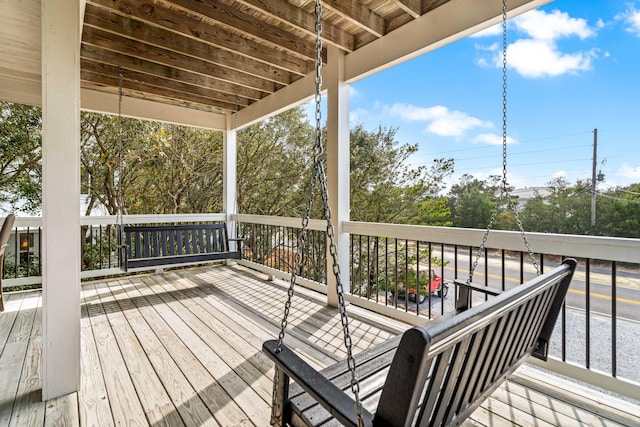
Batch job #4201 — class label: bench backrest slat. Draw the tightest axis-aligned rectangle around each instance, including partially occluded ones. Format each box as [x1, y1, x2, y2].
[121, 223, 240, 271]
[374, 259, 576, 427]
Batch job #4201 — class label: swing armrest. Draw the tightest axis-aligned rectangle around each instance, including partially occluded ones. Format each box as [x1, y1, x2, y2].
[263, 340, 374, 427]
[454, 279, 503, 311]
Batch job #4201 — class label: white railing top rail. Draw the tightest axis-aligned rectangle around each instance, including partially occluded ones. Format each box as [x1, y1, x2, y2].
[2, 213, 227, 228]
[344, 221, 640, 264]
[5, 214, 639, 263]
[233, 213, 326, 231]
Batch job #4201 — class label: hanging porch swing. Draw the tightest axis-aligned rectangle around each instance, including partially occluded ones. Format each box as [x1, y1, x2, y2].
[262, 1, 576, 426]
[113, 70, 241, 273]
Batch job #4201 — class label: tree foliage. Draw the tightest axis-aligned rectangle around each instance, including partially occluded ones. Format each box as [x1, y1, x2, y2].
[349, 124, 453, 224]
[0, 102, 42, 214]
[3, 101, 640, 240]
[236, 108, 313, 216]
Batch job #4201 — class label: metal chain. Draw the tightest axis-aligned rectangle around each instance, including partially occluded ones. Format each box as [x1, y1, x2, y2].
[270, 2, 363, 425]
[116, 68, 125, 255]
[468, 0, 539, 283]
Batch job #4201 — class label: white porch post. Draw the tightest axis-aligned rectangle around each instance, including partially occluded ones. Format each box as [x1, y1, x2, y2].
[223, 115, 238, 250]
[325, 46, 350, 307]
[41, 0, 82, 399]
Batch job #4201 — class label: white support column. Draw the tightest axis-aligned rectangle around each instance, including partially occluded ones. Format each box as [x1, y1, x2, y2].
[41, 0, 81, 400]
[223, 114, 238, 251]
[325, 46, 350, 307]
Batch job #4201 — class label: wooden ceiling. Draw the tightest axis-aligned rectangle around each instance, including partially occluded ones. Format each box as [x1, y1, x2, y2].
[80, 0, 454, 116]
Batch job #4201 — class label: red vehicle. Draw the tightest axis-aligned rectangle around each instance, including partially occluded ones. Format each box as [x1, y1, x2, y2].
[398, 269, 449, 304]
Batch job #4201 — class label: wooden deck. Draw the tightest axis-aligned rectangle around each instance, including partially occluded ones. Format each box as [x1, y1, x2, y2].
[1, 264, 639, 426]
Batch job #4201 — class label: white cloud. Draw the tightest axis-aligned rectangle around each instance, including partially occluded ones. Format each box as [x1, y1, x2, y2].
[618, 163, 640, 179]
[473, 133, 517, 145]
[553, 170, 568, 180]
[505, 39, 597, 77]
[616, 5, 640, 36]
[383, 103, 493, 137]
[513, 9, 595, 41]
[475, 9, 600, 78]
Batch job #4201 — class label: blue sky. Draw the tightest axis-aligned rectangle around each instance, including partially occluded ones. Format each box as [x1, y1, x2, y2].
[344, 0, 640, 191]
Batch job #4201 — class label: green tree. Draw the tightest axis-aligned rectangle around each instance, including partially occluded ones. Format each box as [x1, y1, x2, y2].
[350, 124, 453, 224]
[236, 108, 314, 216]
[81, 112, 153, 215]
[592, 183, 640, 238]
[131, 124, 223, 214]
[448, 175, 499, 228]
[0, 102, 42, 214]
[520, 177, 592, 234]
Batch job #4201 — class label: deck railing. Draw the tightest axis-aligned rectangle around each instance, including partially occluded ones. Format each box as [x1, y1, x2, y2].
[235, 214, 640, 401]
[2, 213, 639, 401]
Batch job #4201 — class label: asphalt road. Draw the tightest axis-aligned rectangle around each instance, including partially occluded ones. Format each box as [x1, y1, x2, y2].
[436, 251, 640, 322]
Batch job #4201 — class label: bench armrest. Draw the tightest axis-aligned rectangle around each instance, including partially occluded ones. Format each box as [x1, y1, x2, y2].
[454, 279, 502, 311]
[263, 340, 374, 427]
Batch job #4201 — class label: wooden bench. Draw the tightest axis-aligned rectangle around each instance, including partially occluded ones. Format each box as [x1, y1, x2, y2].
[263, 258, 577, 426]
[120, 223, 241, 272]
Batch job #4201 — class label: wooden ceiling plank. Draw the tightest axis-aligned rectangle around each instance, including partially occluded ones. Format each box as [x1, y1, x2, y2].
[84, 6, 296, 84]
[81, 69, 235, 112]
[321, 0, 386, 37]
[82, 26, 280, 93]
[82, 58, 252, 107]
[390, 0, 421, 19]
[81, 43, 264, 101]
[232, 0, 355, 52]
[87, 0, 310, 75]
[164, 0, 318, 62]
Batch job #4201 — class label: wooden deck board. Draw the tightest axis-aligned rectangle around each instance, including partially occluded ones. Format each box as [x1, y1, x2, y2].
[0, 292, 39, 426]
[79, 296, 114, 427]
[8, 296, 44, 427]
[119, 276, 251, 426]
[0, 265, 638, 427]
[86, 283, 149, 426]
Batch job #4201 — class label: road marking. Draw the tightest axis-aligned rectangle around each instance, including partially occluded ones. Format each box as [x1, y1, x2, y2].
[566, 288, 640, 306]
[450, 267, 640, 306]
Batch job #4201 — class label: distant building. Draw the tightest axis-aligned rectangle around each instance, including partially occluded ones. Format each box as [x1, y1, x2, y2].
[510, 187, 551, 204]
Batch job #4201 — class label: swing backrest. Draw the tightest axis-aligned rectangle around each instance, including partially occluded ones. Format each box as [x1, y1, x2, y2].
[373, 258, 576, 426]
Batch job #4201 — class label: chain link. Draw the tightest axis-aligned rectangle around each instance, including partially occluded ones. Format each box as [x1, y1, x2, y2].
[116, 68, 126, 256]
[270, 2, 363, 425]
[468, 0, 539, 283]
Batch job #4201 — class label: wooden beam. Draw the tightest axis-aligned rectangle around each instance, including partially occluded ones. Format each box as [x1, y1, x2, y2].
[81, 60, 248, 111]
[84, 6, 297, 83]
[164, 0, 317, 61]
[345, 0, 551, 82]
[87, 0, 311, 75]
[391, 0, 422, 19]
[81, 26, 280, 93]
[321, 0, 386, 38]
[81, 44, 265, 101]
[81, 88, 227, 129]
[232, 0, 355, 52]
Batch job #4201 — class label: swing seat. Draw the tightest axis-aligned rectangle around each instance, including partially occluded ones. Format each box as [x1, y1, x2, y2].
[264, 259, 576, 427]
[120, 223, 241, 272]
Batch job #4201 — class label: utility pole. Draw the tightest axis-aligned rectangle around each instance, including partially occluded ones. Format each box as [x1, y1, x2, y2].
[591, 128, 598, 227]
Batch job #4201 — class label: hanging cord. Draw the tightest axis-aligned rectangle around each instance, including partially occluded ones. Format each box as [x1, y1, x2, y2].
[270, 1, 364, 425]
[468, 0, 539, 283]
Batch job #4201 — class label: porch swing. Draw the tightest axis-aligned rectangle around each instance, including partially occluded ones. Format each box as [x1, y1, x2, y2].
[114, 70, 241, 273]
[262, 1, 576, 426]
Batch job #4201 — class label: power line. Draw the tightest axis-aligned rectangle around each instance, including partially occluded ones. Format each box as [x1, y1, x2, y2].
[595, 191, 640, 204]
[454, 157, 592, 173]
[600, 182, 640, 196]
